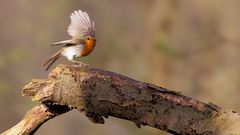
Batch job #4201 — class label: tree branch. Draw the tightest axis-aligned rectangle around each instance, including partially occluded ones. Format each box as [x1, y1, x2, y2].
[2, 104, 70, 135]
[2, 65, 240, 135]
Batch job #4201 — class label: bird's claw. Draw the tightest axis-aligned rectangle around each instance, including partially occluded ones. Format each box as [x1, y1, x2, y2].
[73, 61, 89, 68]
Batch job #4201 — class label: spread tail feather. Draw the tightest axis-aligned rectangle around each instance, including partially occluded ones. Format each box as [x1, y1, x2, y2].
[43, 51, 61, 71]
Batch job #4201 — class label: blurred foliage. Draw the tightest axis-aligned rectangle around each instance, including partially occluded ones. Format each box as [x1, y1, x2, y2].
[154, 34, 173, 57]
[0, 0, 239, 135]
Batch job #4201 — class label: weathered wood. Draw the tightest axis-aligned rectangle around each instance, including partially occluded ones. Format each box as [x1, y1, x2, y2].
[2, 64, 240, 135]
[1, 104, 70, 135]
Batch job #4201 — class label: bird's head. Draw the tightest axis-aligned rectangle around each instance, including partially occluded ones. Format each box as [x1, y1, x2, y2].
[84, 36, 96, 46]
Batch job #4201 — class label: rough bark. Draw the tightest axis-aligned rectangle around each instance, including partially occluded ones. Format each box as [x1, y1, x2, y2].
[2, 64, 240, 135]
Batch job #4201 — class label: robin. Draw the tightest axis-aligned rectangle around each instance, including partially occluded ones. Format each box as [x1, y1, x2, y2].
[43, 10, 96, 70]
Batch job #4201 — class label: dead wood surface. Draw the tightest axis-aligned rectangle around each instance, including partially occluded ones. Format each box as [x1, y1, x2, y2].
[2, 65, 240, 135]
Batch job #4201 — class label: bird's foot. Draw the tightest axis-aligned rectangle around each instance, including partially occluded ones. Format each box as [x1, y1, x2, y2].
[72, 61, 89, 68]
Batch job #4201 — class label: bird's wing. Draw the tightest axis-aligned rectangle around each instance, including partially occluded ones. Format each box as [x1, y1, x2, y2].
[68, 10, 96, 40]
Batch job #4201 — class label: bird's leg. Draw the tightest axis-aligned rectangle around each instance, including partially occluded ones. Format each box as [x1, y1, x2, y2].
[72, 60, 89, 68]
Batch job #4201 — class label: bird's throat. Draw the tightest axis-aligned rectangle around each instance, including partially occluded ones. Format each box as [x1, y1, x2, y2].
[81, 41, 96, 56]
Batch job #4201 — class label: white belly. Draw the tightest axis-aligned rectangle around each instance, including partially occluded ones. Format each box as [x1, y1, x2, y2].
[61, 45, 83, 61]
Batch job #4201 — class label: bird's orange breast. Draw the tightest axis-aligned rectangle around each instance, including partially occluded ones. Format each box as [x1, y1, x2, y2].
[81, 40, 96, 56]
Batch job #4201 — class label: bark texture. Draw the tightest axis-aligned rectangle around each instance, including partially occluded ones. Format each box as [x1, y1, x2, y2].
[2, 64, 240, 135]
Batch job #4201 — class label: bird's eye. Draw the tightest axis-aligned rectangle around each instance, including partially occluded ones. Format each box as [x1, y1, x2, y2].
[87, 38, 90, 40]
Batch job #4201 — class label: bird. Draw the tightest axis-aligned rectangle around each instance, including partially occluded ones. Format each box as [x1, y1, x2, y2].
[43, 10, 96, 71]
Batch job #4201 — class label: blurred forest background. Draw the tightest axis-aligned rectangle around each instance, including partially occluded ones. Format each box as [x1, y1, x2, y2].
[0, 0, 240, 135]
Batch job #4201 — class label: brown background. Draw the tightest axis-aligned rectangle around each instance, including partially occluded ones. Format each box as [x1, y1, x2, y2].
[0, 0, 239, 135]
